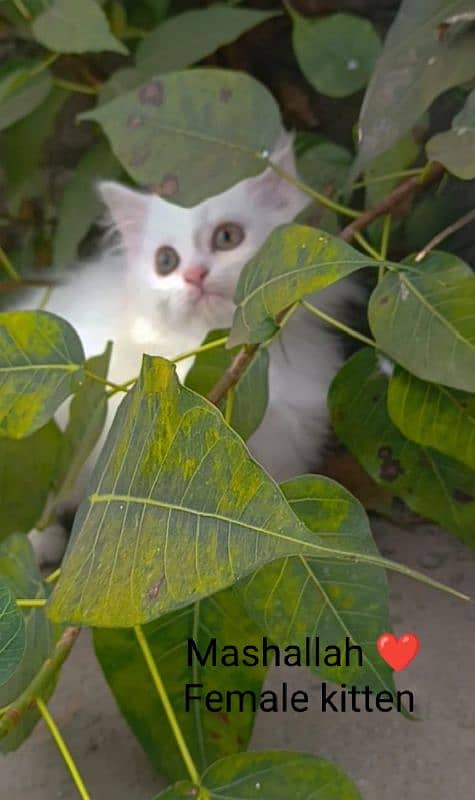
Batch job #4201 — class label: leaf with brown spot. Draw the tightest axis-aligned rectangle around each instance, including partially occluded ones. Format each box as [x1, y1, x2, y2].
[329, 348, 475, 546]
[80, 70, 281, 207]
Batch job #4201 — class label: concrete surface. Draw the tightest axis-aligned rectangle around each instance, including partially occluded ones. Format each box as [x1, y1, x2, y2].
[1, 519, 474, 800]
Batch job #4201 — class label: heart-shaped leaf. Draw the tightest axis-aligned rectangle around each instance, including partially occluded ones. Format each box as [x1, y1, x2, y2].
[48, 356, 453, 627]
[388, 366, 475, 471]
[185, 330, 269, 440]
[0, 311, 85, 438]
[368, 253, 475, 392]
[0, 535, 55, 753]
[0, 63, 52, 132]
[329, 349, 475, 546]
[239, 475, 394, 694]
[426, 90, 475, 180]
[291, 11, 381, 98]
[154, 751, 361, 799]
[0, 584, 25, 689]
[136, 5, 276, 75]
[80, 69, 281, 207]
[353, 0, 475, 175]
[229, 225, 373, 346]
[94, 587, 267, 782]
[32, 0, 128, 54]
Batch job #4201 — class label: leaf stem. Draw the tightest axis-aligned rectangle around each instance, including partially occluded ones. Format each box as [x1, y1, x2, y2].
[267, 161, 361, 219]
[134, 625, 200, 787]
[0, 245, 20, 281]
[378, 213, 391, 282]
[16, 598, 48, 608]
[84, 369, 129, 394]
[36, 697, 91, 800]
[353, 231, 381, 260]
[12, 0, 32, 20]
[352, 168, 425, 189]
[301, 299, 376, 348]
[53, 79, 99, 95]
[45, 567, 62, 585]
[0, 627, 80, 738]
[173, 335, 229, 364]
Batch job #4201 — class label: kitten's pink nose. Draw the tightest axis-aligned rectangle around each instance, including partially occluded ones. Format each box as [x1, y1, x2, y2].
[183, 265, 209, 287]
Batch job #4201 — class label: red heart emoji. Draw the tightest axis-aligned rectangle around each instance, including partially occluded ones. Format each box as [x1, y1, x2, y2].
[377, 633, 420, 672]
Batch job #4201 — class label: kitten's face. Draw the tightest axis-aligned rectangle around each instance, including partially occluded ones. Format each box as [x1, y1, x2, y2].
[100, 133, 306, 330]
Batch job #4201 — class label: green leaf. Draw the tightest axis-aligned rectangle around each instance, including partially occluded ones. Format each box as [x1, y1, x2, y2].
[0, 584, 25, 689]
[0, 62, 52, 132]
[239, 475, 394, 694]
[80, 69, 281, 207]
[56, 344, 112, 501]
[0, 422, 64, 541]
[329, 348, 475, 546]
[94, 587, 267, 782]
[48, 356, 419, 628]
[0, 535, 55, 753]
[387, 366, 475, 472]
[368, 253, 475, 392]
[0, 311, 85, 438]
[53, 141, 122, 267]
[2, 87, 68, 214]
[32, 0, 128, 54]
[296, 135, 352, 194]
[155, 751, 361, 799]
[229, 225, 373, 346]
[426, 90, 475, 179]
[98, 67, 145, 104]
[353, 0, 475, 174]
[185, 330, 269, 440]
[291, 11, 381, 98]
[136, 5, 276, 75]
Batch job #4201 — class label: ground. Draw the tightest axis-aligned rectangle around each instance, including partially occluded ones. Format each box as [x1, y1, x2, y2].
[2, 519, 474, 800]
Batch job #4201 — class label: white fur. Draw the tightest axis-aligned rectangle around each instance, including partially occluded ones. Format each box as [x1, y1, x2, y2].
[14, 132, 360, 563]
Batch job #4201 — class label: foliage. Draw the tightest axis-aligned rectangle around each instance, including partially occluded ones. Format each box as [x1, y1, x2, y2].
[0, 0, 474, 798]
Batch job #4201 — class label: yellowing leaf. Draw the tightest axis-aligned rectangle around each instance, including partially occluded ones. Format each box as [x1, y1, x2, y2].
[0, 311, 85, 439]
[229, 225, 373, 346]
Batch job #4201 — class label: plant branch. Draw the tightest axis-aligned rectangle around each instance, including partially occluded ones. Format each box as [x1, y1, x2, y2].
[340, 162, 445, 242]
[0, 627, 80, 738]
[173, 334, 229, 364]
[0, 278, 58, 293]
[415, 208, 475, 262]
[36, 697, 91, 800]
[207, 344, 259, 406]
[134, 625, 200, 786]
[268, 161, 360, 219]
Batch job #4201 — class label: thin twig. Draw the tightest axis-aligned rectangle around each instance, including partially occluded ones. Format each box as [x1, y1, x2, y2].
[0, 627, 80, 738]
[415, 208, 475, 262]
[207, 345, 259, 406]
[340, 162, 445, 243]
[0, 278, 58, 293]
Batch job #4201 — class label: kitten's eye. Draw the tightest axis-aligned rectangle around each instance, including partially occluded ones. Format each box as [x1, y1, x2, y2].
[155, 245, 180, 275]
[212, 222, 245, 251]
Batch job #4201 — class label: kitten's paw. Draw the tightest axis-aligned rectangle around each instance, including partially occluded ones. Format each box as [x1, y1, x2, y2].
[28, 524, 69, 567]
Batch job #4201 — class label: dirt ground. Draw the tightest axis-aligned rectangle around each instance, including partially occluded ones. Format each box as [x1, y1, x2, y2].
[2, 518, 474, 800]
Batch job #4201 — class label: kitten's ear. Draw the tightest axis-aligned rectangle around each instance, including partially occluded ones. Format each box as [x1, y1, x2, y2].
[250, 130, 304, 211]
[98, 181, 149, 258]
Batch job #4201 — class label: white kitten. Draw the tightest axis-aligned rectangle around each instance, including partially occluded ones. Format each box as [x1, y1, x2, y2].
[17, 131, 360, 563]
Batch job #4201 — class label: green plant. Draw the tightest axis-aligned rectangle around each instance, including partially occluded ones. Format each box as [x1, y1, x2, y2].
[0, 1, 474, 798]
